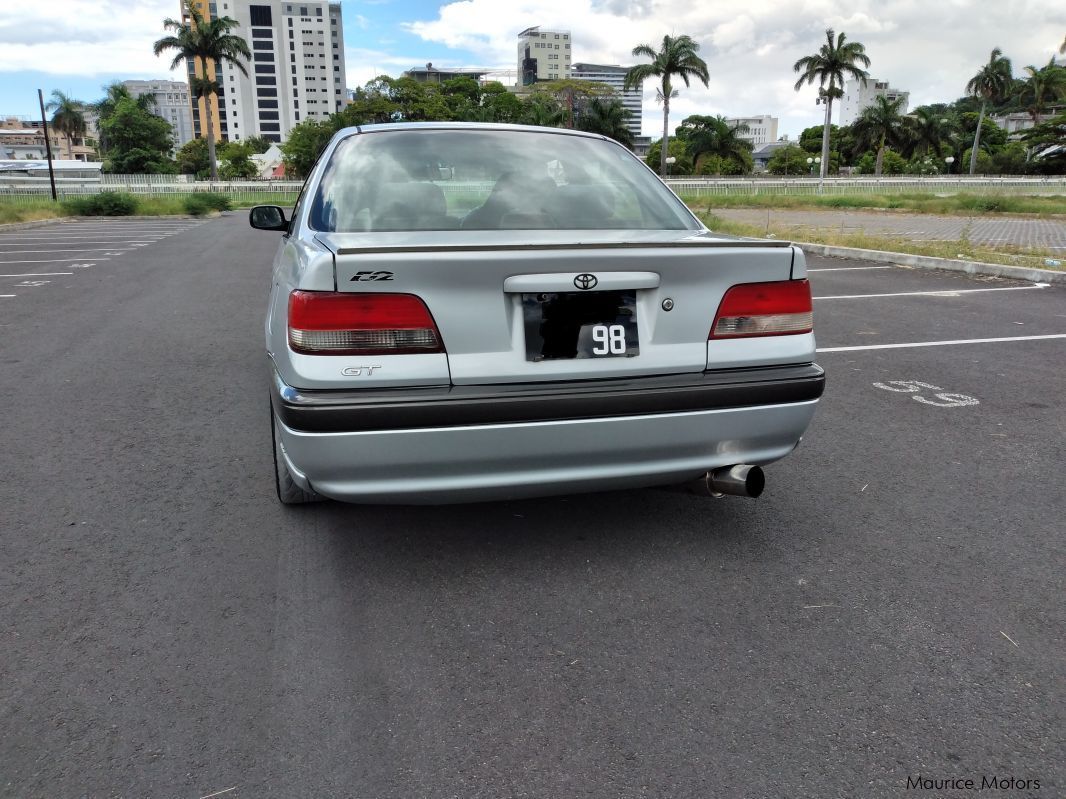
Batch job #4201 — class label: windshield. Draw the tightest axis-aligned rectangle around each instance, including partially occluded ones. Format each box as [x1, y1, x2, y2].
[308, 128, 699, 233]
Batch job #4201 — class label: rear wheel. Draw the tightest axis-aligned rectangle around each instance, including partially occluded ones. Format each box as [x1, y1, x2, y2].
[271, 404, 325, 505]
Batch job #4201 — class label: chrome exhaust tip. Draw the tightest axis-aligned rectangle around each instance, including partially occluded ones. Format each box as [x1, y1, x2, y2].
[665, 464, 765, 499]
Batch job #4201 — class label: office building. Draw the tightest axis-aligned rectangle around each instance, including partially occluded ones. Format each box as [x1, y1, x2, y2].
[0, 117, 95, 161]
[838, 78, 909, 126]
[403, 64, 490, 85]
[723, 115, 778, 147]
[123, 80, 195, 149]
[572, 63, 643, 138]
[517, 26, 571, 85]
[184, 0, 347, 144]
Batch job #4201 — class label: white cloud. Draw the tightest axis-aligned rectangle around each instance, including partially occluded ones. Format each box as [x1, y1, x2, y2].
[400, 0, 1066, 138]
[0, 1, 181, 77]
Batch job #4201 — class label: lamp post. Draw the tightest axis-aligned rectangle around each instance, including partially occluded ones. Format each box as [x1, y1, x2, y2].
[665, 155, 676, 176]
[806, 156, 821, 176]
[944, 156, 955, 174]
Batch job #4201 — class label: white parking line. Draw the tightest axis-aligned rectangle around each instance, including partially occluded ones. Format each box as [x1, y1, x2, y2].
[0, 272, 74, 277]
[818, 334, 1066, 352]
[808, 266, 894, 272]
[0, 257, 111, 263]
[814, 284, 1049, 300]
[1, 294, 15, 297]
[0, 248, 131, 254]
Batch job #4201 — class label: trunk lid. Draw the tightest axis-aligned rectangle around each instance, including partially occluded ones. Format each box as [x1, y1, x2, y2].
[316, 230, 796, 385]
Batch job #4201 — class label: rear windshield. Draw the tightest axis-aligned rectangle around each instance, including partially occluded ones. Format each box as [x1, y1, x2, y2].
[308, 128, 699, 233]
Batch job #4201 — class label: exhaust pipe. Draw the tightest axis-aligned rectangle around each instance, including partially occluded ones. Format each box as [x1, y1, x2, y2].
[667, 464, 765, 499]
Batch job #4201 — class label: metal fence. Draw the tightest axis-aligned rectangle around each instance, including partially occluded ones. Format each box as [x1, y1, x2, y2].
[2, 174, 1065, 206]
[665, 176, 1066, 196]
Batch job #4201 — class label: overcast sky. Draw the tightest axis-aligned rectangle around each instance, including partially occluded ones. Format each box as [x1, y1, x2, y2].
[1, 0, 1064, 139]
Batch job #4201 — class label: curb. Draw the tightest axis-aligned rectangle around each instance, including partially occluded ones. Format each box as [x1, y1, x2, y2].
[0, 218, 65, 232]
[796, 242, 1066, 285]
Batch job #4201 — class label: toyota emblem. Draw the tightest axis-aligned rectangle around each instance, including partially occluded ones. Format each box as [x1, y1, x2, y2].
[574, 273, 598, 290]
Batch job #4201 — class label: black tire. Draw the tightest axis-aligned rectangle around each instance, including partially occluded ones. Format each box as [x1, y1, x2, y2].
[271, 404, 325, 505]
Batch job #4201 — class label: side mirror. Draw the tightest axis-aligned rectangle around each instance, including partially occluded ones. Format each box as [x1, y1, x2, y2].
[249, 205, 288, 231]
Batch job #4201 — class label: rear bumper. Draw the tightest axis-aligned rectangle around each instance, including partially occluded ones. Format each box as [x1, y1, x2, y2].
[273, 364, 825, 433]
[271, 366, 824, 504]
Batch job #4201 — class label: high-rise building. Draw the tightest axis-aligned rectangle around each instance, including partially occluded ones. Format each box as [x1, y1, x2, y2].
[571, 63, 643, 139]
[123, 80, 195, 149]
[837, 78, 909, 126]
[184, 0, 347, 144]
[723, 115, 779, 147]
[517, 27, 571, 85]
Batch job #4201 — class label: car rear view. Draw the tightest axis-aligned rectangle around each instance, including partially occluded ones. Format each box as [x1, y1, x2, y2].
[258, 123, 824, 505]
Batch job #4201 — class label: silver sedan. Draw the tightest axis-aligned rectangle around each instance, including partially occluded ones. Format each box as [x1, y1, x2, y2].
[251, 123, 823, 504]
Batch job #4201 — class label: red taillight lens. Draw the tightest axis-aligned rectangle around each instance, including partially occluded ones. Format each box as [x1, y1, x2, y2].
[288, 291, 444, 354]
[709, 279, 813, 339]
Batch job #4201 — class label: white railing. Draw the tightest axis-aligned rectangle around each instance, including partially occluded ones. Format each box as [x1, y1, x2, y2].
[664, 176, 1066, 196]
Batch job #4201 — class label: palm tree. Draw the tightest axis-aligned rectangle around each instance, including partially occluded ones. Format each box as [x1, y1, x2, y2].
[578, 98, 634, 148]
[45, 90, 87, 160]
[793, 29, 871, 180]
[852, 95, 906, 176]
[1019, 58, 1066, 124]
[965, 47, 1013, 174]
[154, 1, 250, 180]
[94, 83, 158, 155]
[624, 35, 709, 177]
[676, 115, 753, 174]
[907, 108, 954, 159]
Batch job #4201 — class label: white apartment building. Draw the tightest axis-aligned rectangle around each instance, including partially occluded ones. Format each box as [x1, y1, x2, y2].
[837, 78, 909, 126]
[723, 115, 778, 147]
[517, 26, 571, 85]
[191, 0, 347, 143]
[123, 80, 195, 149]
[571, 63, 643, 138]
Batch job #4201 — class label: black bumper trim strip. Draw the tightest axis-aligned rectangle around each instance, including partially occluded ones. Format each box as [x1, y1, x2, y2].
[273, 364, 825, 434]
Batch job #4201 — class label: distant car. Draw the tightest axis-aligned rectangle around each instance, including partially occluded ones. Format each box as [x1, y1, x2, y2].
[252, 123, 824, 505]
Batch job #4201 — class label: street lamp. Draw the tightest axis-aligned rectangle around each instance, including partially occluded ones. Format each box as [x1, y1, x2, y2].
[665, 155, 676, 175]
[944, 156, 955, 174]
[806, 156, 821, 176]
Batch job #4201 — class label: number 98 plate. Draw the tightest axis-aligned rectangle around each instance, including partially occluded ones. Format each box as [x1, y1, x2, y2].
[522, 290, 640, 361]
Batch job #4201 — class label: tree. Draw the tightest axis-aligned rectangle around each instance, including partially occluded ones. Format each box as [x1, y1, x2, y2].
[243, 135, 273, 154]
[280, 119, 335, 178]
[766, 144, 809, 175]
[1022, 112, 1066, 173]
[644, 138, 692, 175]
[218, 141, 258, 179]
[625, 35, 709, 177]
[577, 98, 633, 148]
[792, 29, 871, 180]
[477, 82, 525, 124]
[176, 137, 211, 177]
[965, 47, 1013, 174]
[519, 93, 566, 128]
[94, 82, 157, 156]
[851, 95, 906, 175]
[675, 115, 753, 174]
[154, 1, 251, 180]
[535, 78, 612, 129]
[45, 90, 87, 160]
[907, 107, 954, 158]
[99, 97, 176, 173]
[1019, 58, 1066, 124]
[855, 148, 906, 175]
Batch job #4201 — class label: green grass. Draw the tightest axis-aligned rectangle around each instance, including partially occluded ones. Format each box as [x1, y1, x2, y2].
[0, 190, 301, 224]
[679, 192, 1066, 217]
[696, 210, 1065, 272]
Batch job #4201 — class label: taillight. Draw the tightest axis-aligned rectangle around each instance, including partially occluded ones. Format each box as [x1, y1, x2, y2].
[709, 279, 813, 339]
[288, 291, 444, 355]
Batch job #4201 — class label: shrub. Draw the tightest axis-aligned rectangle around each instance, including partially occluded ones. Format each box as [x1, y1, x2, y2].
[62, 191, 138, 216]
[183, 192, 232, 216]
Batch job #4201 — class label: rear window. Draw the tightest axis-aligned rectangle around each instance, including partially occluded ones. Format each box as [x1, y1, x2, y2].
[308, 128, 699, 232]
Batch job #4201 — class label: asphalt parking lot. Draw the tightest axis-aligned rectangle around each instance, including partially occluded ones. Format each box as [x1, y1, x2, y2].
[1, 215, 1063, 798]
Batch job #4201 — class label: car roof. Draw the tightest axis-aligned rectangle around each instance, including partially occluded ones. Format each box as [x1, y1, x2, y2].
[337, 121, 610, 140]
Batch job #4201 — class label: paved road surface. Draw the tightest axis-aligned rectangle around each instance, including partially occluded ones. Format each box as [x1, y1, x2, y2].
[714, 207, 1066, 251]
[1, 216, 1063, 797]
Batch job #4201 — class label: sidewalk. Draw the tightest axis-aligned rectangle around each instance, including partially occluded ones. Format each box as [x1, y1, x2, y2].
[713, 208, 1066, 251]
